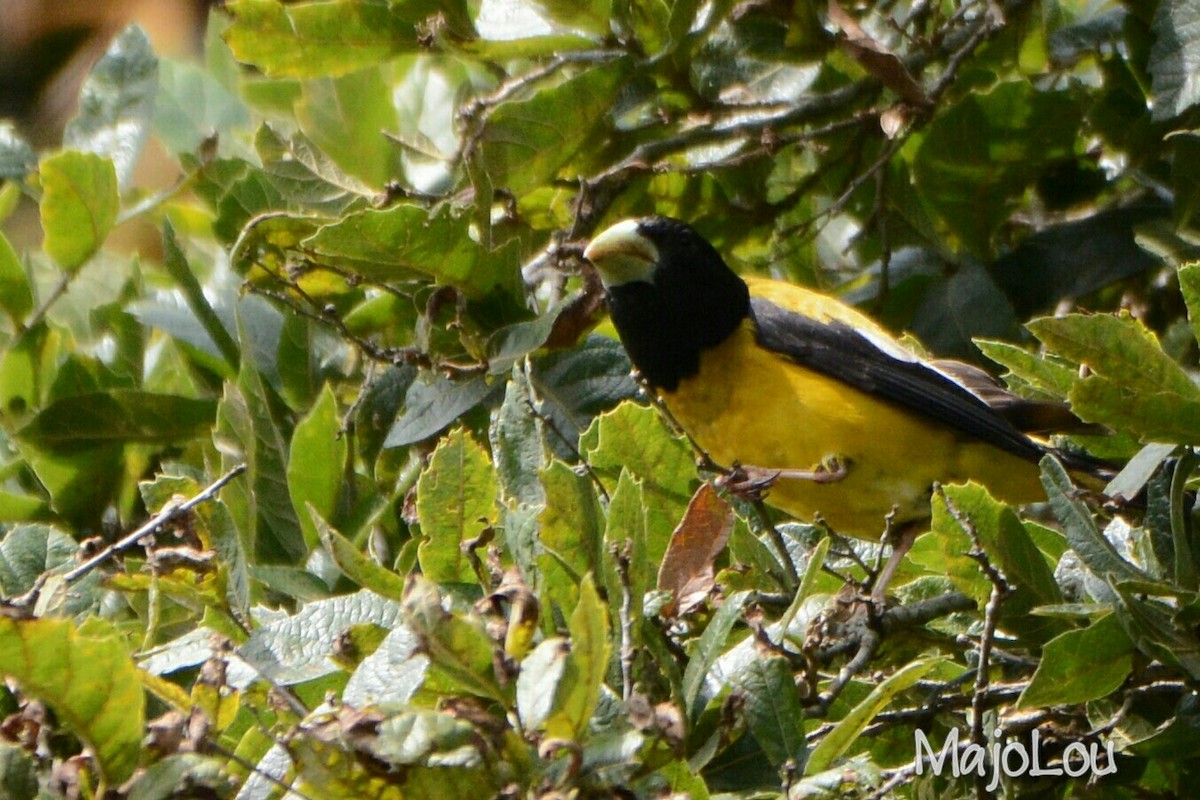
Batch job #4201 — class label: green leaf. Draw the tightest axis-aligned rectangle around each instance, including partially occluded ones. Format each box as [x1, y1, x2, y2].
[0, 181, 20, 224]
[127, 754, 232, 800]
[386, 373, 497, 448]
[154, 58, 252, 156]
[476, 63, 628, 195]
[297, 67, 398, 187]
[912, 82, 1082, 257]
[1179, 261, 1200, 348]
[288, 386, 346, 551]
[287, 736, 402, 799]
[1041, 456, 1147, 589]
[658, 760, 710, 800]
[343, 625, 428, 708]
[581, 401, 696, 564]
[63, 25, 158, 185]
[161, 220, 240, 371]
[16, 444, 124, 530]
[207, 498, 252, 622]
[314, 508, 406, 601]
[910, 264, 1019, 358]
[0, 492, 50, 524]
[225, 0, 421, 78]
[216, 351, 306, 564]
[256, 126, 376, 211]
[0, 743, 38, 800]
[1112, 582, 1200, 680]
[976, 338, 1079, 401]
[530, 335, 636, 456]
[0, 230, 32, 322]
[188, 156, 288, 243]
[544, 574, 610, 740]
[930, 483, 1066, 642]
[0, 524, 77, 597]
[304, 204, 522, 300]
[526, 0, 612, 37]
[415, 428, 496, 584]
[1029, 313, 1200, 443]
[517, 638, 569, 729]
[239, 590, 403, 684]
[682, 590, 750, 721]
[1105, 442, 1176, 502]
[601, 470, 648, 626]
[734, 654, 807, 769]
[538, 460, 604, 613]
[805, 659, 939, 775]
[1019, 612, 1134, 707]
[39, 150, 119, 272]
[249, 565, 332, 601]
[0, 617, 144, 783]
[490, 368, 547, 511]
[401, 576, 508, 703]
[1148, 0, 1200, 120]
[16, 390, 216, 448]
[369, 708, 481, 765]
[487, 368, 547, 585]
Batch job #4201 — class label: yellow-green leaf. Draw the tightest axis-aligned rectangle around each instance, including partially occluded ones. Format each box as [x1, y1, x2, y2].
[805, 658, 940, 774]
[313, 507, 406, 601]
[38, 150, 119, 272]
[0, 617, 144, 783]
[288, 385, 346, 551]
[544, 574, 610, 740]
[225, 0, 419, 79]
[0, 231, 32, 322]
[1019, 612, 1134, 707]
[416, 427, 496, 584]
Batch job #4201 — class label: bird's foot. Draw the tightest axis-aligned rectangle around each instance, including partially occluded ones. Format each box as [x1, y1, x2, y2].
[716, 456, 850, 501]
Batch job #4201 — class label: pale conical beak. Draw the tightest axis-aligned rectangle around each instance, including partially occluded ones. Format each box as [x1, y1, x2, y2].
[584, 219, 659, 288]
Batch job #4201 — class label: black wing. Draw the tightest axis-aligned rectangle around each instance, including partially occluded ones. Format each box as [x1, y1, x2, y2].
[749, 297, 1047, 464]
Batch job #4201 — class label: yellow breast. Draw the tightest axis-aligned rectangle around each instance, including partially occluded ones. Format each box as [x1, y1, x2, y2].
[659, 322, 1045, 539]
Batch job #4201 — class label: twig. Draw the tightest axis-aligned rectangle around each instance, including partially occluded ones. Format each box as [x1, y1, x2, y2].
[62, 464, 247, 584]
[809, 591, 976, 666]
[805, 626, 882, 718]
[612, 540, 636, 703]
[245, 283, 432, 371]
[523, 395, 610, 503]
[937, 485, 1009, 800]
[17, 273, 71, 336]
[927, 6, 1000, 103]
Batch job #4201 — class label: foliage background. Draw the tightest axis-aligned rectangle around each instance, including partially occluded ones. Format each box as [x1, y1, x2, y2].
[2, 0, 1200, 797]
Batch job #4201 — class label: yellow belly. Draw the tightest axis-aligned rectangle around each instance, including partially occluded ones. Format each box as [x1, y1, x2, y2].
[660, 324, 1045, 539]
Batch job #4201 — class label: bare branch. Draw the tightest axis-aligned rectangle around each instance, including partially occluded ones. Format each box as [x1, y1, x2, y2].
[63, 464, 248, 585]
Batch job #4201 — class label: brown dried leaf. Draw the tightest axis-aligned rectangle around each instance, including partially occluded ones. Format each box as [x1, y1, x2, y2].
[657, 484, 734, 616]
[828, 0, 929, 107]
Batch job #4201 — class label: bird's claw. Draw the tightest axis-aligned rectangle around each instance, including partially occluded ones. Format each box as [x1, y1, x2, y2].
[716, 463, 778, 502]
[716, 456, 851, 501]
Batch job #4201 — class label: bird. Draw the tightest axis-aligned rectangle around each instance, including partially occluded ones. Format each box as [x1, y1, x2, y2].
[583, 215, 1105, 597]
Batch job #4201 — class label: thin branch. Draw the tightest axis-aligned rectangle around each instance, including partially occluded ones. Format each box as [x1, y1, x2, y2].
[523, 395, 610, 503]
[805, 625, 882, 718]
[937, 485, 1009, 800]
[17, 272, 71, 336]
[612, 540, 636, 703]
[62, 464, 247, 585]
[808, 591, 976, 667]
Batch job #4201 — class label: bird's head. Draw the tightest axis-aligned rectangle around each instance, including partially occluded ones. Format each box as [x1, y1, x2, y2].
[583, 216, 741, 293]
[583, 216, 750, 390]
